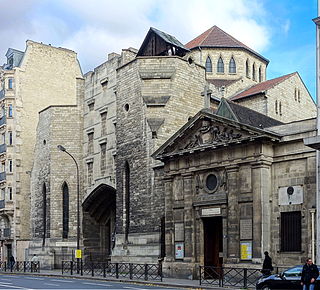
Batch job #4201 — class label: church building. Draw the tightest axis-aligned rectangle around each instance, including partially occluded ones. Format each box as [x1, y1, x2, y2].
[26, 24, 317, 276]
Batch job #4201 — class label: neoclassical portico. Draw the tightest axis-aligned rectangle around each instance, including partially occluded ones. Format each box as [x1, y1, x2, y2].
[153, 100, 317, 278]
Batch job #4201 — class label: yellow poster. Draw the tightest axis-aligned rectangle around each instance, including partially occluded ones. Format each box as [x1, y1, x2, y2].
[75, 249, 82, 259]
[240, 241, 252, 260]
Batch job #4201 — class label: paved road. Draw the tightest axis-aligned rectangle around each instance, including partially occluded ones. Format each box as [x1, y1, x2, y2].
[0, 274, 181, 289]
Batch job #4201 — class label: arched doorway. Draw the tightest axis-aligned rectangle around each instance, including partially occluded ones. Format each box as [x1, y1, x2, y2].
[82, 184, 116, 262]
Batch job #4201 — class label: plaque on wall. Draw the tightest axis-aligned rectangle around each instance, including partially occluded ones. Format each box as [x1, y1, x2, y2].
[201, 207, 221, 217]
[175, 242, 184, 259]
[278, 185, 303, 205]
[240, 241, 252, 260]
[174, 223, 184, 241]
[240, 219, 252, 240]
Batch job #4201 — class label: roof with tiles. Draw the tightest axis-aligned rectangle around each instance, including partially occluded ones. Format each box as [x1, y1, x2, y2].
[230, 72, 296, 101]
[185, 26, 269, 63]
[219, 98, 283, 128]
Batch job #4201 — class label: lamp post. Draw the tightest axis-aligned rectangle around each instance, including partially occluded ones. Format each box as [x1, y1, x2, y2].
[57, 145, 81, 273]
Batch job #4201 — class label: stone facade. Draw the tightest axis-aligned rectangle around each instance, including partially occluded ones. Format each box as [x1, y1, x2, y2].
[23, 25, 317, 274]
[189, 47, 267, 98]
[81, 49, 137, 262]
[113, 55, 206, 263]
[29, 104, 83, 269]
[234, 73, 316, 122]
[153, 109, 317, 278]
[0, 40, 82, 263]
[81, 26, 316, 266]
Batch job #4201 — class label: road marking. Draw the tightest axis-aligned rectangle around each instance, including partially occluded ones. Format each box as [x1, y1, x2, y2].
[0, 282, 33, 289]
[83, 282, 111, 286]
[25, 277, 44, 280]
[124, 287, 148, 290]
[44, 282, 59, 286]
[50, 279, 74, 283]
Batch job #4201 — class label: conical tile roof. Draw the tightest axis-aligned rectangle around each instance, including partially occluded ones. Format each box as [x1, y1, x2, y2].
[185, 26, 268, 63]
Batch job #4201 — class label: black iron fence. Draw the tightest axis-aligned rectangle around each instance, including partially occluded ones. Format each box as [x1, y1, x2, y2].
[200, 266, 264, 288]
[62, 260, 162, 281]
[0, 261, 40, 273]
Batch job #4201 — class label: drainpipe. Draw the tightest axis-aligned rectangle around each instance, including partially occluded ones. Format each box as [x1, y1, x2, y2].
[314, 0, 320, 264]
[311, 209, 316, 262]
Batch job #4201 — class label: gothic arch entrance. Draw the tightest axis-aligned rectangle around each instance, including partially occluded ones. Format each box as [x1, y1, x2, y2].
[82, 184, 116, 262]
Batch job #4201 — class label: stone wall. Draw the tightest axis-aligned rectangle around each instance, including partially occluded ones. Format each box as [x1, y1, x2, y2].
[153, 113, 317, 278]
[15, 40, 82, 251]
[235, 73, 316, 123]
[30, 104, 83, 269]
[113, 55, 206, 263]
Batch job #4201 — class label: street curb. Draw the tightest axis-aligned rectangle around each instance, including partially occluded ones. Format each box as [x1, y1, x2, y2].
[0, 271, 227, 289]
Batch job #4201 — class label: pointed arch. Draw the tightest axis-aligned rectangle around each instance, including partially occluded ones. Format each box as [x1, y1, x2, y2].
[246, 59, 250, 77]
[229, 57, 236, 73]
[252, 63, 256, 81]
[205, 56, 212, 72]
[124, 161, 130, 242]
[62, 182, 69, 239]
[42, 183, 47, 246]
[259, 66, 262, 82]
[217, 56, 224, 73]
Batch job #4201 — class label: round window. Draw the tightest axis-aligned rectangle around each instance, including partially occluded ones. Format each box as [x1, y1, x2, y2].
[206, 174, 218, 192]
[124, 104, 129, 112]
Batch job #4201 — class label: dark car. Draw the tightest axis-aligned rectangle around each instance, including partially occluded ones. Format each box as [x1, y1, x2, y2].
[256, 265, 320, 289]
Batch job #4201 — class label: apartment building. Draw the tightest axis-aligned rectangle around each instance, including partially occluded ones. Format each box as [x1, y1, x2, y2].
[0, 41, 82, 262]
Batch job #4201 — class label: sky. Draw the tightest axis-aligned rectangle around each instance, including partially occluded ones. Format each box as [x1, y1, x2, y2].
[0, 0, 317, 98]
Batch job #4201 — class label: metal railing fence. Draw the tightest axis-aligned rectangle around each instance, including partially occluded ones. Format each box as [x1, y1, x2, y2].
[62, 260, 162, 281]
[200, 266, 266, 288]
[0, 261, 40, 273]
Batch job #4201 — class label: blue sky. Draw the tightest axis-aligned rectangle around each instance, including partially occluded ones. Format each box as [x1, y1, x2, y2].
[0, 0, 317, 98]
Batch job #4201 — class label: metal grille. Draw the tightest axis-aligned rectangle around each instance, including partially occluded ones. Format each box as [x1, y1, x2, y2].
[61, 261, 162, 281]
[200, 266, 261, 288]
[0, 261, 39, 273]
[281, 211, 301, 252]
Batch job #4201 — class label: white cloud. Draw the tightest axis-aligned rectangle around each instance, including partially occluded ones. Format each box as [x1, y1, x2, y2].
[282, 19, 291, 35]
[0, 0, 271, 72]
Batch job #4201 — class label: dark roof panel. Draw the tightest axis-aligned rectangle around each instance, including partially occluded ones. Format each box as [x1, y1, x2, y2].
[217, 98, 283, 128]
[137, 27, 189, 57]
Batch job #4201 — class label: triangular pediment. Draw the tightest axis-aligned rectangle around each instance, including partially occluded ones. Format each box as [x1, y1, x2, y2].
[153, 109, 281, 160]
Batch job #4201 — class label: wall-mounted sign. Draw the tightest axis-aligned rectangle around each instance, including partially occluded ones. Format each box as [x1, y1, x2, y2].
[278, 185, 303, 205]
[175, 242, 184, 259]
[240, 219, 252, 240]
[75, 250, 82, 259]
[55, 242, 77, 247]
[240, 241, 252, 260]
[201, 207, 221, 217]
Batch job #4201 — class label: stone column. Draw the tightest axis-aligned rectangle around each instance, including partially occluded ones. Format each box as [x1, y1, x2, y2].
[251, 160, 272, 261]
[163, 176, 174, 262]
[182, 173, 193, 261]
[226, 165, 239, 262]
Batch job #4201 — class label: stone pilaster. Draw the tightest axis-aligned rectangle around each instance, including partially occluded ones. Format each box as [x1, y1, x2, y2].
[225, 165, 239, 262]
[251, 160, 272, 261]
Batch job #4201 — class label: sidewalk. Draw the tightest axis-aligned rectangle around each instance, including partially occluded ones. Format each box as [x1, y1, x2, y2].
[7, 269, 239, 290]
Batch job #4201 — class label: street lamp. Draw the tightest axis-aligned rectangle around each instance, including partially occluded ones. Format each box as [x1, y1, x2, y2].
[57, 145, 81, 273]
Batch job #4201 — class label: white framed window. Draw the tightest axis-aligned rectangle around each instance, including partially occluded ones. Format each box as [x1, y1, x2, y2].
[8, 78, 13, 90]
[8, 104, 12, 118]
[8, 160, 12, 172]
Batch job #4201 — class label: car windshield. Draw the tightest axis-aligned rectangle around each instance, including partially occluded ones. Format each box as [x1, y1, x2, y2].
[283, 266, 302, 277]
